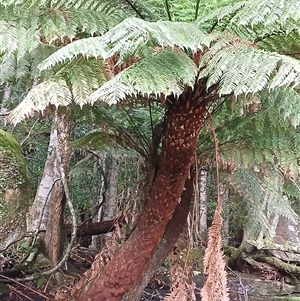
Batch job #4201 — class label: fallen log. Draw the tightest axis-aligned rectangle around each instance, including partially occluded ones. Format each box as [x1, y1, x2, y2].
[63, 214, 126, 238]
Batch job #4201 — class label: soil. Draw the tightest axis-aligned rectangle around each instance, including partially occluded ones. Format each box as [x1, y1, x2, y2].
[0, 246, 299, 301]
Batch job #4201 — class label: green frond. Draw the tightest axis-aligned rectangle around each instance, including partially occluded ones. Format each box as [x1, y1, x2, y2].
[228, 168, 297, 238]
[199, 35, 300, 95]
[39, 8, 118, 44]
[284, 178, 300, 199]
[199, 96, 300, 177]
[88, 50, 197, 105]
[38, 17, 210, 70]
[6, 80, 71, 125]
[71, 104, 159, 157]
[198, 0, 300, 29]
[57, 58, 111, 107]
[260, 87, 300, 128]
[258, 30, 300, 58]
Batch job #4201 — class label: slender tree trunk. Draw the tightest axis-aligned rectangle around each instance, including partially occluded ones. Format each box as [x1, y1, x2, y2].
[101, 155, 119, 243]
[27, 125, 56, 232]
[73, 87, 207, 301]
[199, 169, 208, 242]
[28, 107, 72, 265]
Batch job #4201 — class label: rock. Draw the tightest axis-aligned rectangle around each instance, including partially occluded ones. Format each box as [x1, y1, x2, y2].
[0, 130, 30, 250]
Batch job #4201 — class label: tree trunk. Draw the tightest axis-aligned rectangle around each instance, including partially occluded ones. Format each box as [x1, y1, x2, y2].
[124, 169, 195, 301]
[28, 107, 72, 265]
[27, 124, 56, 232]
[199, 169, 208, 243]
[72, 88, 207, 301]
[44, 107, 72, 265]
[101, 155, 119, 244]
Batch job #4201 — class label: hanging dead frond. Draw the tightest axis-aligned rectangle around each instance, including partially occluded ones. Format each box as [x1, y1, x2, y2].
[201, 114, 229, 301]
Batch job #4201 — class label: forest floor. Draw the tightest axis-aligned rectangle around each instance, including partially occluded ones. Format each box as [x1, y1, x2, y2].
[0, 246, 299, 301]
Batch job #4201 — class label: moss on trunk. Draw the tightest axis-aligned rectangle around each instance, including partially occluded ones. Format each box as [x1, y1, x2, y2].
[0, 130, 30, 251]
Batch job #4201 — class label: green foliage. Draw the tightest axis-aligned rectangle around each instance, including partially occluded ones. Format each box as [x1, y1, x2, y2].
[39, 17, 210, 70]
[198, 0, 300, 29]
[0, 0, 122, 86]
[89, 50, 198, 105]
[198, 34, 300, 95]
[71, 104, 163, 158]
[228, 168, 297, 238]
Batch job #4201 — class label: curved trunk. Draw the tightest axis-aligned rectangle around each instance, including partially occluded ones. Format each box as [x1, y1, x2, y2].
[28, 107, 72, 265]
[125, 169, 195, 301]
[73, 89, 207, 301]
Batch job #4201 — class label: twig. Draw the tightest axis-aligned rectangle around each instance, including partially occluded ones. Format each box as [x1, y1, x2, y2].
[227, 266, 248, 301]
[20, 120, 38, 147]
[9, 285, 33, 301]
[0, 274, 48, 299]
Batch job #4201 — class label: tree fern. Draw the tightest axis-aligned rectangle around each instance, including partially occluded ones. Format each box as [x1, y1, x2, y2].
[6, 58, 111, 123]
[6, 80, 72, 124]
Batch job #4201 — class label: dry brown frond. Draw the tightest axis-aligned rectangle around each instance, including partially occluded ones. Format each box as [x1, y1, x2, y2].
[201, 113, 229, 301]
[164, 234, 196, 301]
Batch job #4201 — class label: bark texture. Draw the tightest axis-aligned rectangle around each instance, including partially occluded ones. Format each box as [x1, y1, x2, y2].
[44, 107, 72, 265]
[73, 88, 207, 301]
[199, 169, 208, 242]
[125, 169, 195, 301]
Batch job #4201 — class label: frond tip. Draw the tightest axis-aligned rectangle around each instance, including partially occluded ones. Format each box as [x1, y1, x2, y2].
[5, 80, 72, 125]
[199, 38, 300, 95]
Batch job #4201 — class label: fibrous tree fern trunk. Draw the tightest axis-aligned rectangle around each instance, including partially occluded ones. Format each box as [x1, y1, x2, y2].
[125, 169, 195, 301]
[72, 86, 209, 301]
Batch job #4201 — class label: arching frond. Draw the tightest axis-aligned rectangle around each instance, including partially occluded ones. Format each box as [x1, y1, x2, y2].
[198, 0, 300, 29]
[6, 57, 111, 124]
[88, 50, 197, 105]
[6, 80, 72, 125]
[199, 95, 300, 178]
[59, 58, 112, 107]
[260, 87, 300, 128]
[258, 30, 300, 59]
[199, 35, 300, 95]
[228, 168, 297, 238]
[38, 17, 210, 70]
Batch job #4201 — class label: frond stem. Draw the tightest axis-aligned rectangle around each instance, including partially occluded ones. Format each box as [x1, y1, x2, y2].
[124, 0, 145, 20]
[194, 0, 201, 20]
[148, 100, 154, 140]
[164, 0, 172, 21]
